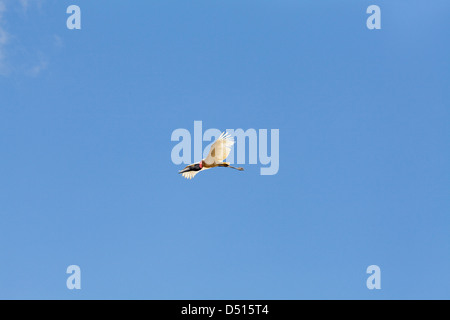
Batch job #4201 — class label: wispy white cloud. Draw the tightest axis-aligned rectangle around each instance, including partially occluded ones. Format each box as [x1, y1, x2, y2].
[19, 0, 44, 13]
[27, 53, 47, 77]
[19, 0, 29, 10]
[53, 34, 63, 49]
[0, 0, 50, 76]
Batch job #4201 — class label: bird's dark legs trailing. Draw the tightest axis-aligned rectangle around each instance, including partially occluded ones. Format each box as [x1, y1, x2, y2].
[218, 163, 244, 171]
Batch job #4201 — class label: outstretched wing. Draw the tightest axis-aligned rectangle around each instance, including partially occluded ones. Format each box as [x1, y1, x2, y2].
[181, 170, 201, 180]
[204, 132, 234, 165]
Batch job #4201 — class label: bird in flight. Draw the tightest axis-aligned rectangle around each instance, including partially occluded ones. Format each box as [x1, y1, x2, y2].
[178, 132, 244, 179]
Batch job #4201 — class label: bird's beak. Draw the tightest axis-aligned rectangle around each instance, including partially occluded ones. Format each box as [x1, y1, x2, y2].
[178, 167, 190, 174]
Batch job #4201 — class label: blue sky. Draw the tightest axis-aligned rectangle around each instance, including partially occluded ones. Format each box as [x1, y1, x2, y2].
[0, 0, 449, 299]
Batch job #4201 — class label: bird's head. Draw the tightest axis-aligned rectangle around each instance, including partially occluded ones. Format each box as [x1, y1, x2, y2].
[178, 161, 202, 174]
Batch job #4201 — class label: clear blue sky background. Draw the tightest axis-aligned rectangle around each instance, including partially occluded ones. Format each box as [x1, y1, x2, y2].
[0, 0, 449, 299]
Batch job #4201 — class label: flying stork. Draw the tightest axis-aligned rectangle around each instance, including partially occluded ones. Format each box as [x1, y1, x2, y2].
[178, 132, 244, 179]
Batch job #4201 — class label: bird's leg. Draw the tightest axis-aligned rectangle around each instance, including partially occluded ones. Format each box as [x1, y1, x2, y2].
[218, 162, 244, 171]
